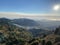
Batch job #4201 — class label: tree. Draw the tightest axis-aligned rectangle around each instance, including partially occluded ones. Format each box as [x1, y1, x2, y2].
[31, 42, 39, 45]
[54, 26, 60, 35]
[54, 28, 59, 34]
[55, 37, 60, 43]
[46, 41, 52, 45]
[41, 40, 45, 45]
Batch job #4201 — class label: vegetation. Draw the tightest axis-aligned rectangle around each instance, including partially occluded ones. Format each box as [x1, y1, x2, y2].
[54, 26, 60, 35]
[41, 40, 45, 45]
[46, 41, 52, 45]
[0, 18, 60, 45]
[0, 19, 33, 45]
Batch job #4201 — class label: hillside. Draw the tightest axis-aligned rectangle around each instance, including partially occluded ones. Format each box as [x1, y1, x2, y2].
[0, 18, 60, 45]
[13, 18, 60, 30]
[44, 27, 60, 45]
[29, 28, 52, 37]
[13, 18, 40, 27]
[0, 18, 33, 45]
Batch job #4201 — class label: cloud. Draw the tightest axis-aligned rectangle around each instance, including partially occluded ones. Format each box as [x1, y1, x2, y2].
[0, 12, 60, 21]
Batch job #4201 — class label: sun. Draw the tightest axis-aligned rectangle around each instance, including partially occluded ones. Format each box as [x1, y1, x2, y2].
[53, 5, 60, 11]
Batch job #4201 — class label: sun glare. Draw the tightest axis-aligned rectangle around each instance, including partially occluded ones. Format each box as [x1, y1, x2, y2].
[53, 5, 60, 11]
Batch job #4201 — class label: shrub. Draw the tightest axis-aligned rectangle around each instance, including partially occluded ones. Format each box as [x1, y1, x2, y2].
[46, 41, 52, 45]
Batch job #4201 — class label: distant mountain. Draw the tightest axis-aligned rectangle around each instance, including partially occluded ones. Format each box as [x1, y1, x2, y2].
[0, 18, 60, 30]
[12, 18, 60, 30]
[13, 18, 40, 27]
[0, 18, 11, 23]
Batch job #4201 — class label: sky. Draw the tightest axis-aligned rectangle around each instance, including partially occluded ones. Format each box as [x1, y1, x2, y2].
[0, 0, 60, 20]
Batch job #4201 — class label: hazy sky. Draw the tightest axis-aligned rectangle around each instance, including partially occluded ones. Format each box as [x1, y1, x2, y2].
[0, 0, 60, 20]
